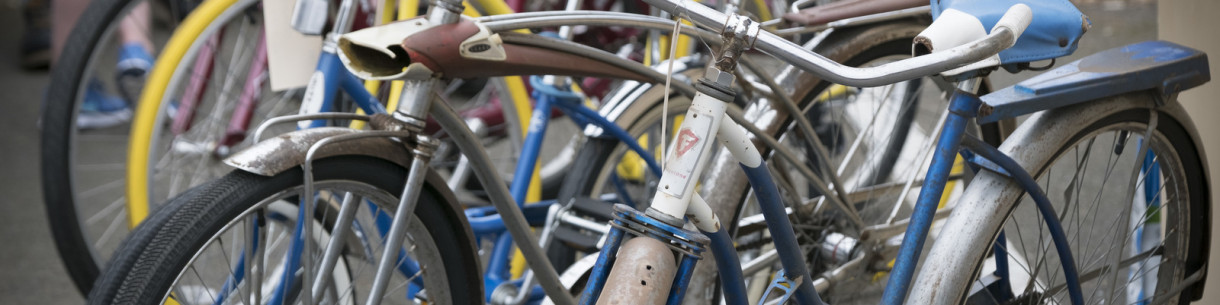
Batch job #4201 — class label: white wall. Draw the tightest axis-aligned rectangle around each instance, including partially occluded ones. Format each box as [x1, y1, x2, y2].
[1157, 0, 1220, 303]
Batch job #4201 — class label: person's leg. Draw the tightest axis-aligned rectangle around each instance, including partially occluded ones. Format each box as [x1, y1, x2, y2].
[53, 0, 153, 129]
[50, 0, 88, 66]
[119, 2, 154, 54]
[115, 2, 155, 102]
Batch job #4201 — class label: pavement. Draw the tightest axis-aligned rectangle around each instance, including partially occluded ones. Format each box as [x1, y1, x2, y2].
[0, 3, 86, 304]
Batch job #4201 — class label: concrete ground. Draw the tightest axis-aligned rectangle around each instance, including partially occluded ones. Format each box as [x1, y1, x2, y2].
[0, 3, 85, 304]
[0, 0, 1213, 304]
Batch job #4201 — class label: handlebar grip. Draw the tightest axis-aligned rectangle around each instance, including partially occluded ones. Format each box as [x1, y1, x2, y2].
[991, 4, 1033, 47]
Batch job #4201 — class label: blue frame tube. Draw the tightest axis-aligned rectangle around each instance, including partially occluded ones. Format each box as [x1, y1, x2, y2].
[580, 225, 626, 304]
[337, 64, 387, 115]
[509, 95, 554, 206]
[740, 162, 825, 305]
[485, 233, 516, 299]
[303, 53, 343, 128]
[667, 254, 702, 305]
[465, 201, 555, 235]
[268, 203, 308, 305]
[881, 91, 978, 305]
[959, 135, 1084, 305]
[706, 228, 749, 305]
[992, 231, 1014, 301]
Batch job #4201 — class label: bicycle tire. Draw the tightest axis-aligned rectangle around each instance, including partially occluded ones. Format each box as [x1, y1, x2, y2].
[40, 0, 200, 294]
[87, 156, 483, 305]
[910, 92, 1210, 304]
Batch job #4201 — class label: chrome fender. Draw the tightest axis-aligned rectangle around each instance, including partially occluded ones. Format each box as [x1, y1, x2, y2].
[222, 127, 473, 254]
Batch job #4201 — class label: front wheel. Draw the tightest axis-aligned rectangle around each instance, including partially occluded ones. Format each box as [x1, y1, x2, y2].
[87, 156, 483, 305]
[911, 92, 1210, 304]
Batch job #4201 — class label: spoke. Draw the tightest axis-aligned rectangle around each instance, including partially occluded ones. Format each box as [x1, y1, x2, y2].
[216, 238, 252, 305]
[75, 163, 127, 171]
[189, 265, 220, 304]
[78, 179, 125, 199]
[1041, 246, 1162, 299]
[85, 196, 128, 225]
[93, 206, 129, 250]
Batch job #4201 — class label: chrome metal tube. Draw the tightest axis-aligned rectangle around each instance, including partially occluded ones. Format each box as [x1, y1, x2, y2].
[330, 0, 358, 38]
[311, 193, 360, 300]
[364, 153, 431, 305]
[499, 34, 697, 97]
[774, 6, 931, 36]
[480, 11, 722, 44]
[639, 0, 1016, 87]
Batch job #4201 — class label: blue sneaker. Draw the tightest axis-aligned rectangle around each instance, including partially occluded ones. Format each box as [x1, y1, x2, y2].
[116, 43, 153, 103]
[78, 80, 132, 129]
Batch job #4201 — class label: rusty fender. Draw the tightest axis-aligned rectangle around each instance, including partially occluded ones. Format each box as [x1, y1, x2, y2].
[223, 127, 469, 233]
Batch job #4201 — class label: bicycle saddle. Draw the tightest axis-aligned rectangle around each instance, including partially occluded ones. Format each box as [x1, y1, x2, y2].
[916, 0, 1089, 75]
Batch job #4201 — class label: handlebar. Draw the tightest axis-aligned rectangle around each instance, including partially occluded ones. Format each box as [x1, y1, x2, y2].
[643, 0, 1033, 87]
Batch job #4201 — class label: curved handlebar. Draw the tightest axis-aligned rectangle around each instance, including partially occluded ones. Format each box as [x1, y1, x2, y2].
[644, 0, 1032, 87]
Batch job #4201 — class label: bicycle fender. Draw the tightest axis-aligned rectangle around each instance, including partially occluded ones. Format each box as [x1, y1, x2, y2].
[223, 127, 466, 224]
[979, 41, 1210, 124]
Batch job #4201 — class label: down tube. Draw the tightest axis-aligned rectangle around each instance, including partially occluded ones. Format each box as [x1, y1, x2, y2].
[739, 161, 825, 305]
[881, 91, 977, 304]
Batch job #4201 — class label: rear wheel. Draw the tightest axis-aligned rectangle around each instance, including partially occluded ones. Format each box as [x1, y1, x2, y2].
[911, 93, 1209, 305]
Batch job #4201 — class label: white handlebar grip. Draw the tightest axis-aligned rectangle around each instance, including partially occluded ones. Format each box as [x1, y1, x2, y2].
[992, 3, 1033, 46]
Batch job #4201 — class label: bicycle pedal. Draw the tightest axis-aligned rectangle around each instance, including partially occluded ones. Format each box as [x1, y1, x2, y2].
[759, 269, 800, 305]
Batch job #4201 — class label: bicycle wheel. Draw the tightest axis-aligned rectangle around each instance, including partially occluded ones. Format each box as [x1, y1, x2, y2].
[87, 156, 482, 305]
[41, 0, 200, 293]
[910, 92, 1209, 304]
